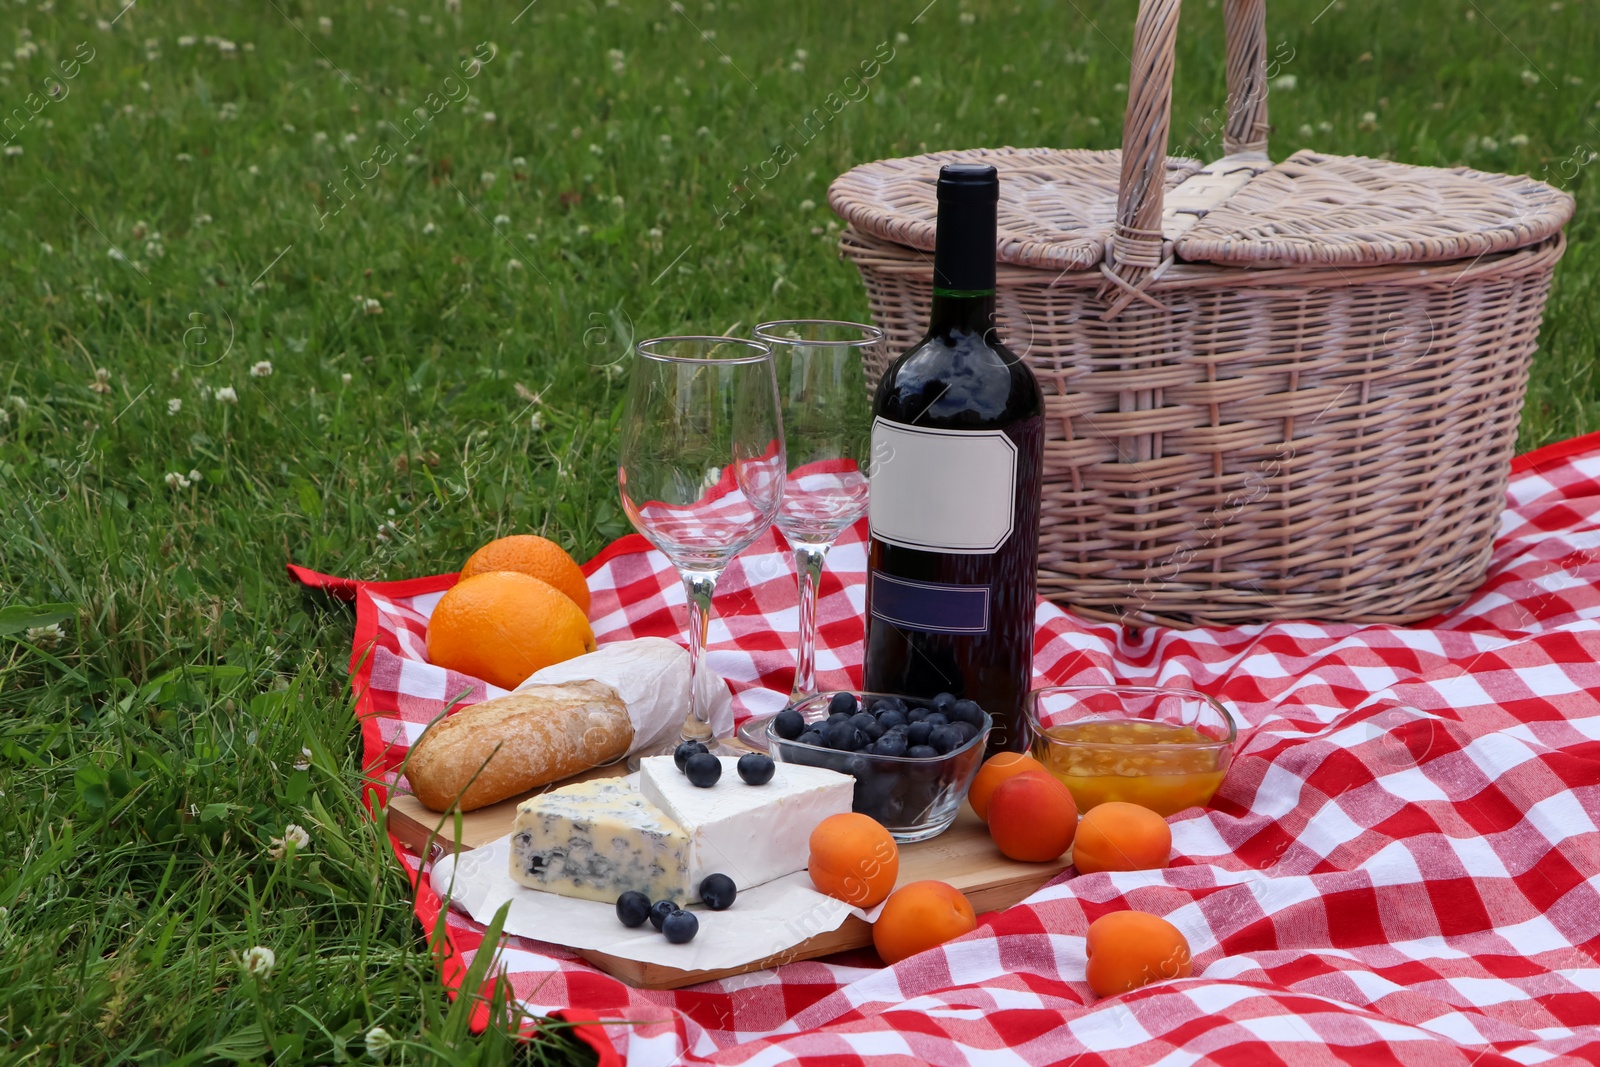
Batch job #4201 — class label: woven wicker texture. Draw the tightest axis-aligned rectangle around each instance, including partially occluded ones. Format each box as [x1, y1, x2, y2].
[1176, 151, 1574, 267]
[827, 147, 1202, 272]
[830, 0, 1572, 628]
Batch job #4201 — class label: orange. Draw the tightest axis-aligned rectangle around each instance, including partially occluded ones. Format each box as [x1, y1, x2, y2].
[1084, 910, 1192, 997]
[460, 535, 591, 615]
[968, 752, 1050, 823]
[807, 813, 899, 908]
[1071, 802, 1171, 875]
[426, 571, 597, 690]
[987, 772, 1078, 862]
[872, 881, 977, 965]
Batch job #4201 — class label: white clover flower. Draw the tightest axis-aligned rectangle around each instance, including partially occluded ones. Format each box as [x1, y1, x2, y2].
[1509, 133, 1530, 147]
[250, 360, 273, 378]
[164, 471, 191, 489]
[1318, 120, 1334, 133]
[794, 48, 808, 61]
[39, 241, 52, 255]
[5, 145, 24, 158]
[364, 1026, 394, 1062]
[696, 125, 710, 137]
[341, 372, 353, 385]
[241, 946, 275, 977]
[268, 823, 310, 858]
[788, 61, 804, 73]
[588, 143, 603, 156]
[575, 224, 591, 237]
[216, 39, 237, 53]
[1272, 74, 1297, 91]
[482, 111, 496, 123]
[90, 368, 112, 394]
[524, 232, 538, 243]
[959, 11, 976, 24]
[178, 35, 197, 47]
[146, 240, 165, 258]
[168, 398, 182, 415]
[994, 93, 1007, 105]
[294, 747, 313, 771]
[507, 259, 523, 271]
[421, 221, 436, 235]
[909, 76, 922, 88]
[511, 155, 528, 168]
[493, 213, 510, 226]
[363, 297, 383, 315]
[404, 153, 422, 166]
[194, 213, 213, 225]
[611, 195, 624, 210]
[189, 469, 203, 483]
[215, 385, 239, 404]
[896, 32, 909, 44]
[646, 226, 663, 239]
[176, 152, 193, 162]
[1358, 111, 1378, 130]
[25, 623, 66, 647]
[1298, 123, 1314, 138]
[318, 16, 332, 33]
[799, 198, 816, 212]
[1521, 70, 1539, 86]
[658, 134, 672, 146]
[343, 132, 358, 144]
[247, 164, 259, 175]
[530, 411, 543, 432]
[480, 170, 496, 187]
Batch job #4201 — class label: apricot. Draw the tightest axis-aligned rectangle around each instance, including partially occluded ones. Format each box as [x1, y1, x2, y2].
[808, 812, 900, 908]
[987, 771, 1078, 862]
[872, 880, 977, 965]
[968, 752, 1051, 822]
[1084, 910, 1192, 997]
[1071, 801, 1172, 874]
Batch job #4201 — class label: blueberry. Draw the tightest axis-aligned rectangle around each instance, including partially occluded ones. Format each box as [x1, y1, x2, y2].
[797, 730, 827, 748]
[907, 721, 933, 747]
[845, 754, 871, 779]
[827, 712, 852, 728]
[850, 727, 873, 751]
[906, 707, 930, 724]
[849, 712, 877, 733]
[876, 709, 907, 730]
[772, 708, 806, 740]
[616, 891, 652, 928]
[684, 751, 722, 787]
[929, 725, 964, 754]
[907, 744, 938, 759]
[825, 719, 856, 750]
[674, 740, 709, 772]
[737, 752, 775, 785]
[863, 721, 886, 742]
[952, 699, 985, 727]
[649, 899, 680, 931]
[932, 692, 957, 712]
[699, 873, 737, 910]
[662, 909, 699, 944]
[875, 731, 909, 758]
[953, 720, 980, 744]
[828, 692, 859, 716]
[871, 696, 906, 714]
[924, 712, 950, 728]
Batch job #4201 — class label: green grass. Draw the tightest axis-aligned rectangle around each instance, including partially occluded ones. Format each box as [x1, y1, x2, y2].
[1, 0, 1596, 1062]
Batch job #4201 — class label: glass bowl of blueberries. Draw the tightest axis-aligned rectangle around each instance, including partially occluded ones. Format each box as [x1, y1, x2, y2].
[766, 691, 991, 843]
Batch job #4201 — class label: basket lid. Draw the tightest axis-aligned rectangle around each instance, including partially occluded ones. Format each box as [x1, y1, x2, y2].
[828, 146, 1203, 273]
[1172, 150, 1575, 268]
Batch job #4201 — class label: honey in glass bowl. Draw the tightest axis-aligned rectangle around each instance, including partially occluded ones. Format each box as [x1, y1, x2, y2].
[1027, 687, 1236, 817]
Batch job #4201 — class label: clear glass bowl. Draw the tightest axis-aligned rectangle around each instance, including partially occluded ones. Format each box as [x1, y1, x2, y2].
[766, 691, 992, 843]
[1026, 685, 1236, 817]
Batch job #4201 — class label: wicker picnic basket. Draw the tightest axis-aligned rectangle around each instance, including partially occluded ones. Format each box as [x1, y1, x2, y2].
[829, 0, 1574, 628]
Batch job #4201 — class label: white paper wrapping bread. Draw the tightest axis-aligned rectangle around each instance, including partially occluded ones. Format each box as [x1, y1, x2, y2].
[514, 637, 735, 758]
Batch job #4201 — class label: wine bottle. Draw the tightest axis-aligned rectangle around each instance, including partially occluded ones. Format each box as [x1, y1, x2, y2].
[862, 163, 1044, 755]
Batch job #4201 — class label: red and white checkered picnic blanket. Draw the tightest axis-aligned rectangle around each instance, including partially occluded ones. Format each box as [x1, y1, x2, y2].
[289, 432, 1600, 1067]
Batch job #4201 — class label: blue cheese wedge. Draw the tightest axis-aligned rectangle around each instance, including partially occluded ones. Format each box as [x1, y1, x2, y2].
[508, 777, 694, 903]
[639, 756, 854, 894]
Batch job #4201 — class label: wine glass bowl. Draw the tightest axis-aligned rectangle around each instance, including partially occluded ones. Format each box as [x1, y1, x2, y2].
[618, 336, 785, 758]
[753, 319, 884, 703]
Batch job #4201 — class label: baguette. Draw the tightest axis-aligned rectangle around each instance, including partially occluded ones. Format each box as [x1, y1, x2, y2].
[405, 680, 633, 812]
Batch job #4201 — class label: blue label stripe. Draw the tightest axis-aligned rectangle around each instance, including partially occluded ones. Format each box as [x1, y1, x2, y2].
[869, 572, 991, 635]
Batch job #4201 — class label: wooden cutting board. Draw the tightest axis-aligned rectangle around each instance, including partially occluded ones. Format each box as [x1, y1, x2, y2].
[387, 767, 1071, 990]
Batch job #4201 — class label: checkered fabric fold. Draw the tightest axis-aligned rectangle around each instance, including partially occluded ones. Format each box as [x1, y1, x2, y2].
[289, 432, 1600, 1067]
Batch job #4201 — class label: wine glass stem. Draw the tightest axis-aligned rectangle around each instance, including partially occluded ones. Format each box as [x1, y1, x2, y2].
[791, 541, 830, 701]
[680, 567, 720, 742]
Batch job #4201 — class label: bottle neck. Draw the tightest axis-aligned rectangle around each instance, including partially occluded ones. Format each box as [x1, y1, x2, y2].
[928, 289, 996, 335]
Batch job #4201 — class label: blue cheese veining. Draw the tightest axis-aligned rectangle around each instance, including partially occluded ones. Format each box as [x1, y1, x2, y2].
[508, 777, 694, 903]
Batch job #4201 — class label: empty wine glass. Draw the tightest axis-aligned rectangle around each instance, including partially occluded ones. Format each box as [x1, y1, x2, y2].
[754, 319, 883, 702]
[618, 337, 785, 762]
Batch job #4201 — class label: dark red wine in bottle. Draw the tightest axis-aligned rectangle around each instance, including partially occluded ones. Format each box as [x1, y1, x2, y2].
[862, 163, 1044, 755]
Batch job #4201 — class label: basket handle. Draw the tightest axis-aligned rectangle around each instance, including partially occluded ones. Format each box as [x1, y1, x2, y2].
[1106, 0, 1270, 298]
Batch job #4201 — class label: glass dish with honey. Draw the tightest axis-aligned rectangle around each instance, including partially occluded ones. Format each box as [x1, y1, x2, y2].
[1025, 686, 1236, 816]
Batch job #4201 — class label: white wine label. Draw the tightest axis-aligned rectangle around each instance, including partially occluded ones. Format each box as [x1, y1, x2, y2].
[868, 418, 1018, 554]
